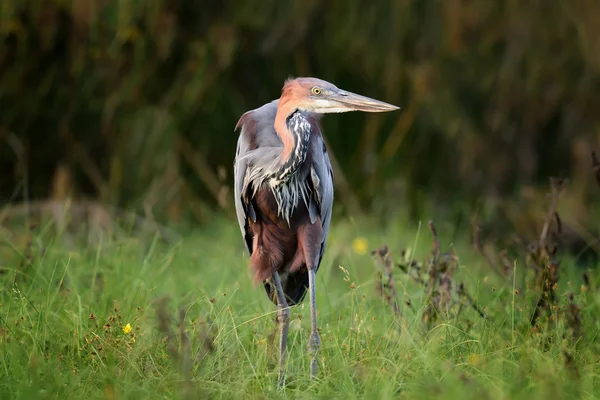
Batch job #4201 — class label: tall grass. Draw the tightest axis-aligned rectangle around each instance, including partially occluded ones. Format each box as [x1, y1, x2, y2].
[0, 213, 598, 399]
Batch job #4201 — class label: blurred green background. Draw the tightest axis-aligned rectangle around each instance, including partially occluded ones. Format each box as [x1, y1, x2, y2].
[1, 0, 600, 237]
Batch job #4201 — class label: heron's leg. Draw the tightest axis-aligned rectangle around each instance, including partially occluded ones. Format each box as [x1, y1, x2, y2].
[308, 267, 320, 379]
[270, 271, 290, 386]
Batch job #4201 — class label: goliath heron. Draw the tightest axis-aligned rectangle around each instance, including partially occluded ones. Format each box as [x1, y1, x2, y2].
[233, 77, 399, 383]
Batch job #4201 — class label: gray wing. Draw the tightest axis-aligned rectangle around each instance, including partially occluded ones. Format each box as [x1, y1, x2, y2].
[308, 135, 335, 271]
[233, 124, 254, 254]
[233, 100, 281, 254]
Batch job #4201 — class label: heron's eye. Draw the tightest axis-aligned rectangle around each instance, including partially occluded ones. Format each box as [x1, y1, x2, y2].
[312, 87, 322, 95]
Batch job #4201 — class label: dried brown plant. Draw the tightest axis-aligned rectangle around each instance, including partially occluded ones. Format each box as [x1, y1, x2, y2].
[372, 221, 486, 331]
[155, 296, 215, 396]
[371, 245, 401, 319]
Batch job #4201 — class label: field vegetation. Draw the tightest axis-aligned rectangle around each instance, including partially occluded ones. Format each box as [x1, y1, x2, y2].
[1, 174, 599, 399]
[2, 1, 600, 398]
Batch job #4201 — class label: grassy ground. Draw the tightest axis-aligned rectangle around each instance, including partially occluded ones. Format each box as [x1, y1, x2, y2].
[0, 214, 598, 399]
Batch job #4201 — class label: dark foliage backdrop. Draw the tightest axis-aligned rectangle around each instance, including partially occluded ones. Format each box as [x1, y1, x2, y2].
[1, 0, 600, 227]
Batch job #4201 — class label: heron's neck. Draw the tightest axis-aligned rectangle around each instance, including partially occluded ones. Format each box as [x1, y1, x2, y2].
[273, 106, 311, 183]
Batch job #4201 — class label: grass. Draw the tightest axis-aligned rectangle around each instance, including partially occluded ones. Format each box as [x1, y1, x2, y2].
[0, 213, 599, 400]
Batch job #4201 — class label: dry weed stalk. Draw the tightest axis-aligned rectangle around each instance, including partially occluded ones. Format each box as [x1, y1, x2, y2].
[372, 221, 486, 330]
[530, 243, 560, 327]
[423, 221, 466, 326]
[371, 245, 401, 318]
[155, 297, 215, 394]
[529, 177, 568, 327]
[565, 293, 583, 341]
[472, 222, 510, 280]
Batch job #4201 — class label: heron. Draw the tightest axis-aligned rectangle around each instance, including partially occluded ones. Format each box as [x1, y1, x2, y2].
[233, 77, 399, 384]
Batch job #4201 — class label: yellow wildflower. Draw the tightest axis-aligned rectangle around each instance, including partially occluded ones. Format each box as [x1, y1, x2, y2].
[352, 237, 368, 255]
[123, 323, 132, 334]
[466, 354, 481, 366]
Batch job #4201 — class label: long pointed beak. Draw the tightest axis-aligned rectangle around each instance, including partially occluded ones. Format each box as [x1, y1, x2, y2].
[332, 90, 400, 112]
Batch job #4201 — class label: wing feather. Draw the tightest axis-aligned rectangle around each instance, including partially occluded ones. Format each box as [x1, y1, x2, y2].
[233, 100, 280, 254]
[309, 135, 334, 271]
[233, 121, 254, 254]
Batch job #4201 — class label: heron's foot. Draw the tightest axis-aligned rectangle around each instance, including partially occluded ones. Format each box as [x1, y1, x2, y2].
[308, 330, 321, 379]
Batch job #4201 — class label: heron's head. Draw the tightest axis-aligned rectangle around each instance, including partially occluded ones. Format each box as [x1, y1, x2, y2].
[279, 77, 400, 114]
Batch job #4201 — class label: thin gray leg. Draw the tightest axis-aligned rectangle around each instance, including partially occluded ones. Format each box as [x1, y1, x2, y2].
[271, 272, 290, 386]
[308, 268, 320, 379]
